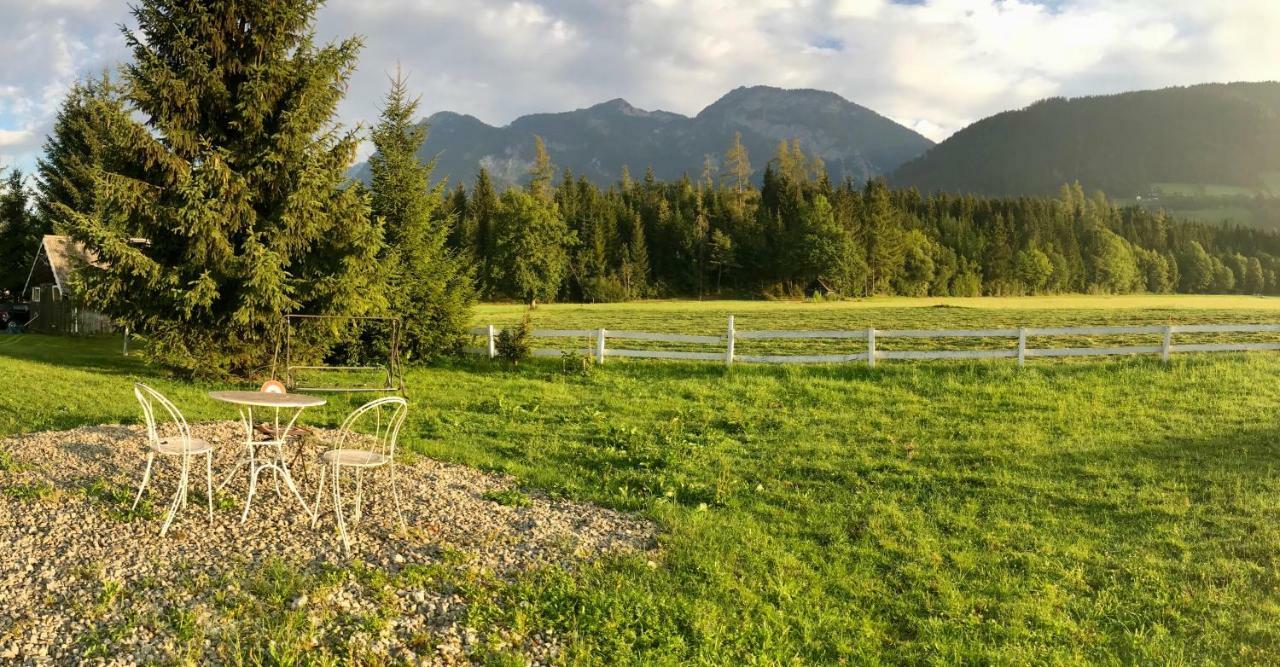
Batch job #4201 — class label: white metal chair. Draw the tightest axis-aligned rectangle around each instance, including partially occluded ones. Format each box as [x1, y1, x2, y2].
[311, 396, 409, 553]
[131, 383, 215, 536]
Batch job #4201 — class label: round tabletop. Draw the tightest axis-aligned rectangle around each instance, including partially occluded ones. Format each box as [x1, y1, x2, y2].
[208, 390, 327, 408]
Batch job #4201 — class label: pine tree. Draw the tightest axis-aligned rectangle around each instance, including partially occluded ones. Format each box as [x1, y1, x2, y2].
[798, 194, 865, 295]
[622, 210, 650, 298]
[619, 165, 633, 192]
[469, 168, 500, 296]
[690, 191, 711, 297]
[707, 228, 737, 293]
[530, 135, 554, 203]
[700, 155, 717, 191]
[0, 170, 42, 298]
[861, 179, 904, 295]
[721, 132, 752, 194]
[35, 74, 127, 233]
[62, 0, 382, 376]
[446, 183, 468, 252]
[369, 69, 475, 360]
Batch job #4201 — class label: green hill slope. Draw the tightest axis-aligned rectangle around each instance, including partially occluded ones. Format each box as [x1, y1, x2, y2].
[892, 82, 1280, 199]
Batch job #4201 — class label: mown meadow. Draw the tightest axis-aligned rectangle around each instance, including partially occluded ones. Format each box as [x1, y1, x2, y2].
[3, 295, 1280, 663]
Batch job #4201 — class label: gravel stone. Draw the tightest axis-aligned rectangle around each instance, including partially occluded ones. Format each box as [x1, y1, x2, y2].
[0, 421, 658, 664]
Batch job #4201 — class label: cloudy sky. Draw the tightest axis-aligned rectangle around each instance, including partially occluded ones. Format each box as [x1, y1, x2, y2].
[1, 0, 1277, 172]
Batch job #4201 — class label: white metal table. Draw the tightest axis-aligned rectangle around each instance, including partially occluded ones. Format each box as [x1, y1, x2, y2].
[209, 390, 326, 523]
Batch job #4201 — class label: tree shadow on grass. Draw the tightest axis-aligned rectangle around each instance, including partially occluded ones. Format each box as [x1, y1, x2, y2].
[0, 333, 160, 379]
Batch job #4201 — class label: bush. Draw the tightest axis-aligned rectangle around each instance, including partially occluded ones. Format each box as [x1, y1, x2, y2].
[580, 276, 629, 303]
[561, 350, 594, 376]
[496, 315, 532, 364]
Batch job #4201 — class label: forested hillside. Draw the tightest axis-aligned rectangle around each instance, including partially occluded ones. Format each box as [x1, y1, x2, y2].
[441, 138, 1280, 303]
[892, 82, 1280, 198]
[350, 86, 933, 189]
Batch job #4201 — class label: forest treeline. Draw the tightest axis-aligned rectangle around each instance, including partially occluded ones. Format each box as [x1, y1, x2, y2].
[442, 135, 1280, 303]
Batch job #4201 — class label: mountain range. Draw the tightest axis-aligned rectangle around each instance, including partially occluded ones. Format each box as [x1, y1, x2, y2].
[352, 81, 1280, 213]
[349, 85, 935, 188]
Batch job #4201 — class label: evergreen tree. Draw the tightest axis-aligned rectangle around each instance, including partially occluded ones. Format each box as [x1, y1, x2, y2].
[369, 69, 475, 359]
[798, 194, 865, 295]
[721, 132, 753, 194]
[708, 228, 737, 293]
[0, 170, 41, 298]
[862, 179, 904, 295]
[35, 74, 127, 233]
[530, 135, 555, 203]
[620, 210, 650, 298]
[469, 168, 500, 296]
[63, 0, 382, 376]
[445, 183, 469, 252]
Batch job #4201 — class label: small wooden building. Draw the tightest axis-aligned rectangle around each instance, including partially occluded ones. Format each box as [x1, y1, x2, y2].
[22, 235, 113, 335]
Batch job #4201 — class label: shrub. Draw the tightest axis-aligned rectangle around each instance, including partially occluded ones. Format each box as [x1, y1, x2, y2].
[496, 315, 533, 364]
[561, 350, 594, 376]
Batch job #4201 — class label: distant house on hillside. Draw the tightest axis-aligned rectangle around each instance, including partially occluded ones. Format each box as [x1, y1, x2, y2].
[22, 235, 113, 335]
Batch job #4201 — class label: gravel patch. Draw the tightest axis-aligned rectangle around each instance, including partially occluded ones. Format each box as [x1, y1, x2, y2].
[0, 422, 658, 664]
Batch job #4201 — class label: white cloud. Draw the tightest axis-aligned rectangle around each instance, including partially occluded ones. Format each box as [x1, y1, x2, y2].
[0, 0, 1276, 174]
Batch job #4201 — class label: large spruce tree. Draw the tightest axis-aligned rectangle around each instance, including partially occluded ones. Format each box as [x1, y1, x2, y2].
[369, 70, 474, 359]
[62, 0, 382, 376]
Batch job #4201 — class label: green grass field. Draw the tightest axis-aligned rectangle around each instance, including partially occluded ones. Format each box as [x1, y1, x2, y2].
[4, 296, 1280, 663]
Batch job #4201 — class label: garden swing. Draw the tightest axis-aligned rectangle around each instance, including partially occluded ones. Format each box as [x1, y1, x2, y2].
[273, 314, 405, 394]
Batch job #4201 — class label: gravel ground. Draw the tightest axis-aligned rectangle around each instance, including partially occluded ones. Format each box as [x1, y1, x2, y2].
[0, 422, 658, 665]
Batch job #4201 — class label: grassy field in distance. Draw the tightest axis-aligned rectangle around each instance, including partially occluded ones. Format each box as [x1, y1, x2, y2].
[3, 296, 1280, 663]
[472, 295, 1280, 362]
[476, 294, 1280, 328]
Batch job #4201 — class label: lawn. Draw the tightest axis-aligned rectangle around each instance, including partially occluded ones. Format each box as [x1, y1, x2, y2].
[3, 296, 1280, 663]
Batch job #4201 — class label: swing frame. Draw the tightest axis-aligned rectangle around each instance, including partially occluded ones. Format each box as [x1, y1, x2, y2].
[279, 314, 405, 394]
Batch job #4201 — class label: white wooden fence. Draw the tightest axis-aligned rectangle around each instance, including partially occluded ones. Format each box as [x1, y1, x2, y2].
[466, 317, 1280, 367]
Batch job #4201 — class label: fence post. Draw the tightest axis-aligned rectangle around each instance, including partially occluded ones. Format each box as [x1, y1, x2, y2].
[122, 326, 130, 357]
[1161, 325, 1173, 363]
[725, 315, 735, 367]
[867, 327, 876, 368]
[486, 324, 496, 359]
[1017, 327, 1026, 368]
[596, 328, 607, 364]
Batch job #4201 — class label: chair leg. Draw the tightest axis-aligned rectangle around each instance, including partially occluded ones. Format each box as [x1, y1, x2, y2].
[242, 462, 260, 524]
[311, 465, 328, 529]
[333, 463, 351, 554]
[272, 445, 283, 499]
[205, 452, 214, 523]
[132, 452, 155, 512]
[352, 469, 364, 527]
[389, 463, 407, 533]
[160, 455, 189, 537]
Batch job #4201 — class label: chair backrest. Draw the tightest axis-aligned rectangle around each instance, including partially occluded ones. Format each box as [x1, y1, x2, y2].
[134, 383, 192, 447]
[336, 396, 409, 460]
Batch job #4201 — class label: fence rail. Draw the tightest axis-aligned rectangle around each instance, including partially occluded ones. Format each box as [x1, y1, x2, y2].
[465, 317, 1280, 367]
